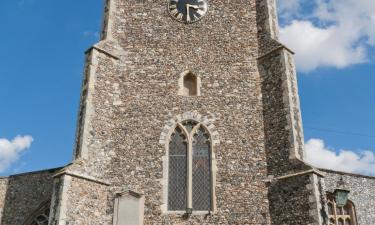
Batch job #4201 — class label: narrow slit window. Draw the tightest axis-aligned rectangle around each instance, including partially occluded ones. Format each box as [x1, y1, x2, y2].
[178, 71, 200, 96]
[183, 73, 197, 96]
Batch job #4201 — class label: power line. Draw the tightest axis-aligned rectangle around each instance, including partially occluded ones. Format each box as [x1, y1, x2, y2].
[304, 126, 375, 138]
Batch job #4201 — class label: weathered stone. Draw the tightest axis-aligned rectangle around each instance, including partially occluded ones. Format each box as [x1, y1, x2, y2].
[0, 0, 373, 225]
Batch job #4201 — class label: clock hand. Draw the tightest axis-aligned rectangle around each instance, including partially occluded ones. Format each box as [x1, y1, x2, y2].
[185, 4, 200, 22]
[186, 4, 199, 9]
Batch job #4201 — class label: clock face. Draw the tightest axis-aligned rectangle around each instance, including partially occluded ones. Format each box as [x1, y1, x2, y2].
[168, 0, 208, 23]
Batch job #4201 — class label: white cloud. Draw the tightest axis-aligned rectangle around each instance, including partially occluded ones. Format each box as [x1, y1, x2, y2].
[278, 0, 375, 72]
[0, 135, 33, 173]
[305, 138, 375, 176]
[277, 0, 300, 19]
[83, 31, 99, 39]
[280, 20, 367, 72]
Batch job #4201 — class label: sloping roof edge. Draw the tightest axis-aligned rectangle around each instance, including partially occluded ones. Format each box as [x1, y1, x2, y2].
[320, 168, 375, 180]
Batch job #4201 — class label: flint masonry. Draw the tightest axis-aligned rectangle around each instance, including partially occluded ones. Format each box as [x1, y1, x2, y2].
[0, 0, 374, 224]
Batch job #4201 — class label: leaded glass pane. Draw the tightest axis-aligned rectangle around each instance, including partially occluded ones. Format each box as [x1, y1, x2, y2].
[192, 127, 211, 211]
[168, 127, 187, 211]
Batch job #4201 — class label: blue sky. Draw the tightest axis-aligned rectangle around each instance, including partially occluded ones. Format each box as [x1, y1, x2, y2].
[278, 0, 375, 175]
[0, 0, 374, 176]
[0, 0, 103, 174]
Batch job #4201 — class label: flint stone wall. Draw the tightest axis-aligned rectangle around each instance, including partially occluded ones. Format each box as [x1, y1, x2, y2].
[322, 169, 375, 225]
[0, 168, 59, 225]
[63, 176, 111, 225]
[50, 0, 319, 224]
[68, 0, 275, 224]
[268, 174, 314, 225]
[1, 0, 374, 225]
[258, 48, 307, 177]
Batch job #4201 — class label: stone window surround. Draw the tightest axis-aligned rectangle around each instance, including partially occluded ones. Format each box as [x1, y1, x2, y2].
[178, 70, 201, 97]
[160, 112, 219, 215]
[327, 193, 358, 225]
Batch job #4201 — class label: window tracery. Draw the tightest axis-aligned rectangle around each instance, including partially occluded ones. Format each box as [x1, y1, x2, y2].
[327, 194, 357, 225]
[167, 120, 212, 212]
[23, 201, 50, 225]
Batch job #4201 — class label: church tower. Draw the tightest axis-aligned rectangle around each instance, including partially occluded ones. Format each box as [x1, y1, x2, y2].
[47, 0, 326, 224]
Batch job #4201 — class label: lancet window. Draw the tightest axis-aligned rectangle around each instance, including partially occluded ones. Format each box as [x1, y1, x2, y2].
[168, 120, 212, 212]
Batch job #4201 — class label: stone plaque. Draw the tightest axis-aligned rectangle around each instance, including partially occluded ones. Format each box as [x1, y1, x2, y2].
[113, 191, 145, 225]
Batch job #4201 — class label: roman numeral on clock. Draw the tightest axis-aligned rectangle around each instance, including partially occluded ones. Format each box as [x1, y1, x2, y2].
[196, 10, 205, 16]
[177, 13, 183, 20]
[170, 8, 178, 15]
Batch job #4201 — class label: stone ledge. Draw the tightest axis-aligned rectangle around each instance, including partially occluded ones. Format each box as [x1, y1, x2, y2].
[257, 44, 295, 61]
[85, 45, 120, 60]
[276, 169, 325, 181]
[53, 171, 110, 186]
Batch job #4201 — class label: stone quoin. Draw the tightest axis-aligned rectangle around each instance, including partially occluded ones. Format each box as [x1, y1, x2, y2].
[0, 0, 374, 224]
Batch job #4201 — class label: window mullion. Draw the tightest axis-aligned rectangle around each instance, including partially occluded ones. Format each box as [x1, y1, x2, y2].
[187, 134, 193, 210]
[334, 201, 338, 225]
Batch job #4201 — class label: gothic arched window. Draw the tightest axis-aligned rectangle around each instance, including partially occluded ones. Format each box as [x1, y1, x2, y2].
[327, 194, 357, 225]
[167, 121, 212, 212]
[23, 201, 50, 225]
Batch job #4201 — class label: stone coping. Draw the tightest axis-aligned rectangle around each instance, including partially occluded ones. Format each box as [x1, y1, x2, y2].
[257, 44, 295, 60]
[276, 169, 325, 180]
[53, 171, 111, 186]
[85, 45, 120, 60]
[115, 190, 144, 198]
[320, 168, 375, 180]
[0, 167, 64, 179]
